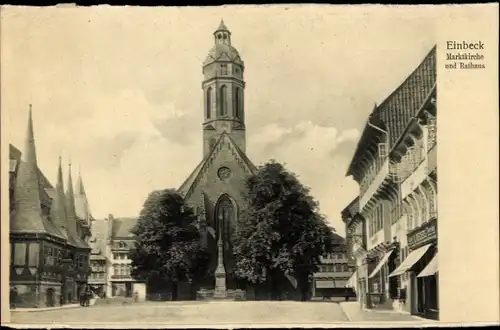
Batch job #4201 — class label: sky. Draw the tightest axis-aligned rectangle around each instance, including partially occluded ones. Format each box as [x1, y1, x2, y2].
[2, 5, 437, 237]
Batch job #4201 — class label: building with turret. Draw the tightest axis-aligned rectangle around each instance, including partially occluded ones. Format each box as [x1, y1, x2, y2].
[9, 107, 93, 308]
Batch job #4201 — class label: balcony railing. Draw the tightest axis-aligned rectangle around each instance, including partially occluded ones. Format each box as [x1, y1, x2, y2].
[360, 159, 389, 209]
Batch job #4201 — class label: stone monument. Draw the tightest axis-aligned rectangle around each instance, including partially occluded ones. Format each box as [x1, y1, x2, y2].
[213, 219, 227, 299]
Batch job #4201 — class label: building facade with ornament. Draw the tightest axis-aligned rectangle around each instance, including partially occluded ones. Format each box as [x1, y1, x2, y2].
[9, 108, 93, 308]
[343, 45, 438, 320]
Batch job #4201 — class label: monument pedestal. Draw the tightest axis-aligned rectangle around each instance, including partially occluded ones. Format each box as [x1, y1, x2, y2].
[213, 273, 227, 299]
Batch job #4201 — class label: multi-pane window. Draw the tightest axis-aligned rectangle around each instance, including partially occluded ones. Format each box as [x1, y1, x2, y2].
[369, 204, 384, 237]
[44, 246, 55, 266]
[220, 64, 228, 75]
[13, 243, 26, 266]
[28, 243, 39, 267]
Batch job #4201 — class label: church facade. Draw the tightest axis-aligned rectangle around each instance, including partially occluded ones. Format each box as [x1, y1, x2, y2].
[178, 20, 257, 291]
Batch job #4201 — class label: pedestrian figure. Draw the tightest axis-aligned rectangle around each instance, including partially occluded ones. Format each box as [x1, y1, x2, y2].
[79, 290, 85, 306]
[10, 287, 18, 309]
[85, 290, 92, 307]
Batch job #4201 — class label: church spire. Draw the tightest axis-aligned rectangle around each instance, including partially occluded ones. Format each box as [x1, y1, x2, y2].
[213, 19, 231, 45]
[11, 105, 46, 233]
[50, 155, 68, 238]
[215, 19, 229, 33]
[75, 168, 86, 196]
[65, 160, 80, 241]
[74, 169, 90, 226]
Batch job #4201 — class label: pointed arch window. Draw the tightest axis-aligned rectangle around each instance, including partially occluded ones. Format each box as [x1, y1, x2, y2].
[216, 195, 235, 244]
[206, 87, 212, 119]
[235, 87, 243, 119]
[219, 85, 227, 116]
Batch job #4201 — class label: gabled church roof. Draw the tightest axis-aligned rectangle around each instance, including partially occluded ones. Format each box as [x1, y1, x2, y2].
[178, 131, 257, 198]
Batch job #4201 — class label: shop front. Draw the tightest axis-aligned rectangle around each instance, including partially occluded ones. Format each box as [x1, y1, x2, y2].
[389, 218, 438, 320]
[363, 238, 400, 310]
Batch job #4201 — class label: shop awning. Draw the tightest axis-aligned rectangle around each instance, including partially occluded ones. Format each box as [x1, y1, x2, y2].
[417, 253, 438, 277]
[389, 244, 432, 277]
[368, 249, 394, 279]
[345, 271, 357, 288]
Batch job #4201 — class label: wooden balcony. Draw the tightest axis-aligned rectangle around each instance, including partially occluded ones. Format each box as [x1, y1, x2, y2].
[360, 159, 389, 210]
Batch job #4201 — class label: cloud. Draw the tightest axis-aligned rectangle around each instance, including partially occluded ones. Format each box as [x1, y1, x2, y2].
[3, 6, 438, 237]
[249, 122, 360, 235]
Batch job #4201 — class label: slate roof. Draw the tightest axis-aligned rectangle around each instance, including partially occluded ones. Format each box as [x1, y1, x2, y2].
[90, 219, 109, 239]
[378, 46, 436, 149]
[111, 217, 138, 238]
[204, 21, 243, 67]
[177, 132, 256, 198]
[204, 44, 244, 67]
[346, 46, 436, 177]
[74, 174, 92, 224]
[9, 144, 53, 208]
[215, 19, 229, 32]
[9, 111, 66, 239]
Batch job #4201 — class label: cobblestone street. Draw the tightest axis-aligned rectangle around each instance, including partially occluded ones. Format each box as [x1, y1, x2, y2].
[9, 300, 433, 326]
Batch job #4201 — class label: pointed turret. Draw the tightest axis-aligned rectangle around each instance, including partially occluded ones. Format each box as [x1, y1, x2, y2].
[74, 169, 90, 226]
[11, 105, 46, 234]
[50, 156, 68, 239]
[213, 19, 232, 46]
[216, 19, 229, 33]
[65, 161, 82, 246]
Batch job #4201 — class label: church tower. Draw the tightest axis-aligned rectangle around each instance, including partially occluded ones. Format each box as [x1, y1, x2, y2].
[202, 20, 246, 156]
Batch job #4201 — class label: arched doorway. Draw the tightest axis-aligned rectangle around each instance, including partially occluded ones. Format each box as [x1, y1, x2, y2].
[46, 288, 55, 307]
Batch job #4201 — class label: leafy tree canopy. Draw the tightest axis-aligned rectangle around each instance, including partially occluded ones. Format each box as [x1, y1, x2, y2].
[233, 160, 339, 286]
[130, 189, 209, 289]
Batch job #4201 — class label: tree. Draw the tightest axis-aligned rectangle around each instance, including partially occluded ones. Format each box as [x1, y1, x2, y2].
[233, 160, 337, 301]
[130, 189, 209, 301]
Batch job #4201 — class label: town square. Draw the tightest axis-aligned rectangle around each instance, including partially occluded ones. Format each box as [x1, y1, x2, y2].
[2, 5, 448, 327]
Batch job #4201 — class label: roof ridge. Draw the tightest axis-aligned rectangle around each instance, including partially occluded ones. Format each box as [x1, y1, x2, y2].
[178, 132, 228, 197]
[180, 132, 256, 199]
